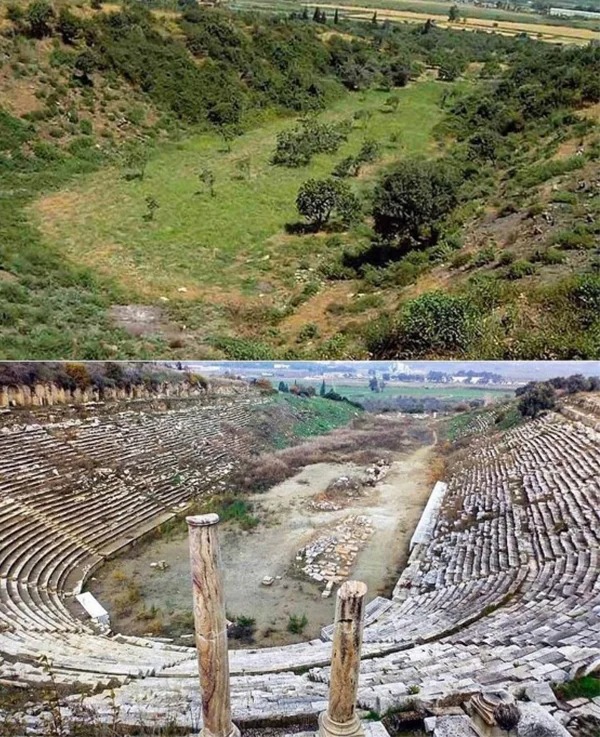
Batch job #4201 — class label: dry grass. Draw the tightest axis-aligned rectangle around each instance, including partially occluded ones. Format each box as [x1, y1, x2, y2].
[235, 415, 432, 492]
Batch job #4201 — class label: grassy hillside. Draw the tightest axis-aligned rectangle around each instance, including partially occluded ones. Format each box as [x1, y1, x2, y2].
[0, 0, 598, 359]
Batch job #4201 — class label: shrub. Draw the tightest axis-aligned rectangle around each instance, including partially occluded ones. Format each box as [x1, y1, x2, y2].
[450, 251, 472, 269]
[554, 677, 600, 701]
[533, 247, 565, 265]
[332, 156, 360, 178]
[25, 0, 55, 38]
[287, 614, 308, 634]
[568, 274, 600, 326]
[551, 226, 595, 250]
[367, 292, 479, 358]
[356, 138, 380, 164]
[506, 259, 536, 280]
[473, 246, 496, 267]
[65, 362, 92, 389]
[297, 323, 320, 342]
[498, 250, 516, 266]
[229, 615, 256, 643]
[57, 8, 80, 44]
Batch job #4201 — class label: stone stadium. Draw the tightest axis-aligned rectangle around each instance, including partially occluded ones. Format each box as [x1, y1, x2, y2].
[0, 371, 598, 737]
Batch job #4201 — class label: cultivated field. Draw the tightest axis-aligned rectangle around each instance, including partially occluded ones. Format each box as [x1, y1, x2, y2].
[313, 4, 600, 44]
[308, 382, 515, 402]
[230, 0, 600, 43]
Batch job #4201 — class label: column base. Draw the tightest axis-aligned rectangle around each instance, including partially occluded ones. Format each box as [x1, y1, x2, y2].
[318, 711, 365, 737]
[202, 723, 241, 737]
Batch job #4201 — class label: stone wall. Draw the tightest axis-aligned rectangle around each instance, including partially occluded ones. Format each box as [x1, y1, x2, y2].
[0, 377, 249, 410]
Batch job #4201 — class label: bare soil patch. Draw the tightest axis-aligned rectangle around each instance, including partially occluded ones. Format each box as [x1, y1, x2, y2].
[90, 422, 437, 647]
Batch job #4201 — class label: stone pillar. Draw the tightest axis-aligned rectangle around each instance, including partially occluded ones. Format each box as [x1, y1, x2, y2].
[186, 513, 240, 737]
[319, 580, 367, 737]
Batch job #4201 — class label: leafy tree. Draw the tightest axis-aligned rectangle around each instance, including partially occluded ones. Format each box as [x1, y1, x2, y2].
[57, 8, 80, 44]
[372, 159, 459, 244]
[273, 119, 350, 168]
[278, 381, 289, 393]
[26, 0, 55, 39]
[319, 379, 326, 396]
[312, 6, 321, 21]
[218, 124, 237, 152]
[517, 383, 556, 418]
[333, 8, 339, 23]
[448, 5, 459, 21]
[122, 143, 150, 181]
[296, 178, 361, 229]
[73, 51, 97, 86]
[371, 11, 378, 24]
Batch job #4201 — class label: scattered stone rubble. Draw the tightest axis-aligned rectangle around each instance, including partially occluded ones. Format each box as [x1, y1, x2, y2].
[297, 515, 375, 589]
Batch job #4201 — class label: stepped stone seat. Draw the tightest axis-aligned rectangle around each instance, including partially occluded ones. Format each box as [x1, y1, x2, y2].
[1, 399, 599, 732]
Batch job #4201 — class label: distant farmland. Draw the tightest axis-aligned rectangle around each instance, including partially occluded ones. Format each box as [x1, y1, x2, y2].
[230, 0, 599, 44]
[308, 382, 515, 403]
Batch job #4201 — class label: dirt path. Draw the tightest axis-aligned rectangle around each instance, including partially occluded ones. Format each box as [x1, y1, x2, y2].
[91, 438, 437, 647]
[226, 441, 436, 643]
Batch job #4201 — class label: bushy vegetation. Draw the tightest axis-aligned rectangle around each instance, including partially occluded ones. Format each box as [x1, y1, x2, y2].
[367, 292, 480, 358]
[515, 373, 600, 418]
[0, 361, 207, 391]
[554, 676, 600, 701]
[1, 0, 598, 359]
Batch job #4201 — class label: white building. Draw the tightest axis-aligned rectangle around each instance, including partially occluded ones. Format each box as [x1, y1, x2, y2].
[549, 7, 600, 18]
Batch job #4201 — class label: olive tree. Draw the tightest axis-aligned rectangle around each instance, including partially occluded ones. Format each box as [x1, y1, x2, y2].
[372, 159, 459, 245]
[296, 178, 361, 229]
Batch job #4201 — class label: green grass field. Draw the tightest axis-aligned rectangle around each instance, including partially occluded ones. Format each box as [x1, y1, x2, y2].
[311, 382, 515, 401]
[31, 83, 445, 306]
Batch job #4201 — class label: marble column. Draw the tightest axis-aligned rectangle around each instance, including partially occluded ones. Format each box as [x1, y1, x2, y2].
[319, 580, 367, 737]
[186, 513, 240, 737]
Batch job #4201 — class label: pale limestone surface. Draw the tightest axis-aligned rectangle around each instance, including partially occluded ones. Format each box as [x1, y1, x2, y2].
[0, 405, 599, 734]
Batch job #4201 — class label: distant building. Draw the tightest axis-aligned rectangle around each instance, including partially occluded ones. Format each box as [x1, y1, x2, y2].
[549, 6, 600, 18]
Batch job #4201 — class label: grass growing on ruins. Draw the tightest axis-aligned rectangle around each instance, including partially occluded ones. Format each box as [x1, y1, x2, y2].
[287, 613, 309, 634]
[282, 394, 364, 440]
[193, 495, 260, 531]
[554, 676, 600, 701]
